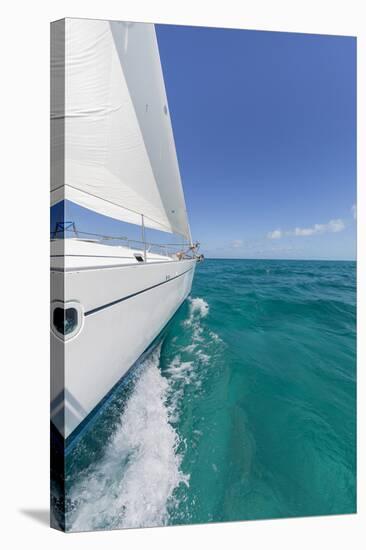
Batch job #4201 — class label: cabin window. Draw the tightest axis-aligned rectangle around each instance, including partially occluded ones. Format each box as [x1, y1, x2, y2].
[134, 254, 144, 263]
[53, 307, 78, 336]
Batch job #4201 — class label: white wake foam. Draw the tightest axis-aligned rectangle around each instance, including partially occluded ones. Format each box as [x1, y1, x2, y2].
[68, 297, 213, 532]
[165, 297, 212, 422]
[185, 297, 209, 324]
[68, 349, 188, 531]
[183, 297, 210, 347]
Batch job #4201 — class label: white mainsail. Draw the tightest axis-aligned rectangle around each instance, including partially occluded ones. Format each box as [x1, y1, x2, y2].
[51, 18, 191, 240]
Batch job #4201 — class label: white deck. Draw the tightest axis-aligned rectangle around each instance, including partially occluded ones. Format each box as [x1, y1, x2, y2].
[51, 238, 177, 270]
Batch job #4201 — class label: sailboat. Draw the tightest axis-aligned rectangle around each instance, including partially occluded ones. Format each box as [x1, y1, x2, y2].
[50, 18, 201, 442]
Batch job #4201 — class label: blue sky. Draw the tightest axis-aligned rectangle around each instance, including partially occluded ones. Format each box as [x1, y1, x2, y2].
[52, 25, 356, 261]
[155, 25, 356, 260]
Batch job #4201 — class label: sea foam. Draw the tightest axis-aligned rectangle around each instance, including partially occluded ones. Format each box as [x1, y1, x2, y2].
[185, 297, 209, 324]
[67, 296, 213, 532]
[68, 349, 188, 531]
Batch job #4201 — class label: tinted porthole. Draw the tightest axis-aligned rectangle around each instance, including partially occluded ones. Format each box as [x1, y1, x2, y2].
[53, 307, 78, 336]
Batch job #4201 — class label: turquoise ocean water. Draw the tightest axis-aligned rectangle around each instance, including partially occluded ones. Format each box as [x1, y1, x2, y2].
[65, 259, 356, 531]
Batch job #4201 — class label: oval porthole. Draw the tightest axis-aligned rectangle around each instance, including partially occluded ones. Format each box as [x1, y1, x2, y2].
[53, 307, 78, 336]
[51, 301, 83, 341]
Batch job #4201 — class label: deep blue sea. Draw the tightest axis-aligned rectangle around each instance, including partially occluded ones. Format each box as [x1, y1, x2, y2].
[65, 259, 356, 531]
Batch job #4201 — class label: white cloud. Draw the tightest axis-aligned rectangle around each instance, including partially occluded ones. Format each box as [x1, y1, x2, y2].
[294, 226, 317, 236]
[267, 229, 282, 240]
[267, 219, 345, 239]
[294, 219, 345, 236]
[327, 219, 346, 232]
[352, 204, 356, 220]
[231, 239, 243, 248]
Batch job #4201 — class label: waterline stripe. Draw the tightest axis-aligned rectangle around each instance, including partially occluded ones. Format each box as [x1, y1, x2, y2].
[84, 266, 194, 316]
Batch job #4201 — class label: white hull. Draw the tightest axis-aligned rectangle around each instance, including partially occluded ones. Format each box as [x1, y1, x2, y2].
[51, 251, 195, 439]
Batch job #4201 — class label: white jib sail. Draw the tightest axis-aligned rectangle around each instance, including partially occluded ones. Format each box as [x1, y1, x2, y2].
[51, 18, 191, 240]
